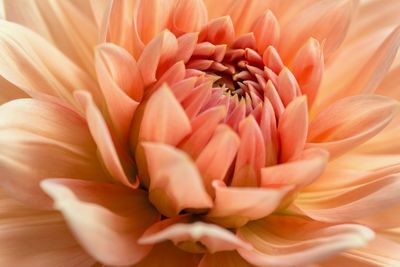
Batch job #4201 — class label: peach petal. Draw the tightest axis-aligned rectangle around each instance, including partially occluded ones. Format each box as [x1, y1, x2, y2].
[74, 91, 136, 188]
[262, 80, 285, 119]
[137, 30, 178, 86]
[253, 10, 280, 53]
[134, 241, 202, 267]
[198, 251, 253, 267]
[172, 0, 208, 34]
[0, 188, 95, 267]
[199, 16, 235, 45]
[291, 38, 324, 106]
[280, 0, 356, 61]
[307, 95, 398, 158]
[0, 98, 109, 208]
[261, 148, 329, 189]
[259, 99, 279, 166]
[294, 174, 400, 222]
[176, 32, 199, 63]
[278, 96, 308, 162]
[263, 46, 284, 74]
[153, 61, 186, 89]
[138, 84, 191, 146]
[237, 215, 374, 267]
[139, 219, 252, 253]
[180, 106, 227, 159]
[95, 43, 141, 141]
[41, 178, 160, 266]
[277, 68, 301, 106]
[4, 0, 98, 75]
[0, 76, 27, 104]
[0, 20, 100, 106]
[195, 125, 240, 194]
[207, 180, 292, 228]
[142, 142, 213, 217]
[231, 116, 266, 187]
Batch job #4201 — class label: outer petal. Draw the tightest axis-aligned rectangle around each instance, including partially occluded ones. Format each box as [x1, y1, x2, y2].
[133, 242, 202, 267]
[294, 174, 400, 223]
[0, 99, 108, 208]
[0, 76, 27, 104]
[95, 43, 142, 141]
[237, 215, 374, 267]
[278, 96, 308, 162]
[198, 251, 254, 267]
[41, 178, 160, 266]
[139, 218, 252, 253]
[3, 0, 98, 75]
[207, 180, 292, 228]
[307, 95, 398, 158]
[0, 189, 95, 267]
[142, 142, 213, 217]
[172, 0, 208, 34]
[0, 20, 102, 106]
[75, 91, 137, 188]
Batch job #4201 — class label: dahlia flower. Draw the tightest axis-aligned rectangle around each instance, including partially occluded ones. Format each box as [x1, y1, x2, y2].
[0, 0, 400, 266]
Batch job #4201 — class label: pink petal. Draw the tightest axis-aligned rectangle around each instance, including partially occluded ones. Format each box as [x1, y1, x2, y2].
[207, 180, 292, 228]
[41, 178, 160, 266]
[172, 0, 208, 34]
[231, 116, 266, 187]
[176, 32, 199, 63]
[0, 189, 95, 267]
[263, 46, 284, 74]
[294, 173, 400, 222]
[95, 43, 141, 141]
[291, 38, 324, 106]
[307, 95, 398, 158]
[278, 96, 308, 162]
[139, 218, 252, 253]
[137, 30, 178, 86]
[237, 215, 374, 267]
[196, 125, 240, 194]
[0, 98, 109, 208]
[259, 99, 279, 166]
[199, 16, 235, 45]
[142, 142, 213, 217]
[253, 10, 280, 53]
[261, 148, 329, 189]
[74, 91, 136, 188]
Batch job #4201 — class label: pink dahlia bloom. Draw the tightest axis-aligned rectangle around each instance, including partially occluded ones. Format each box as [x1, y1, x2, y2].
[0, 0, 400, 266]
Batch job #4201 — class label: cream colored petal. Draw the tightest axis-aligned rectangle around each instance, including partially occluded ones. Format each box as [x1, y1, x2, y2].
[0, 189, 95, 267]
[0, 20, 101, 107]
[4, 0, 98, 76]
[41, 178, 160, 266]
[237, 215, 374, 267]
[0, 98, 109, 208]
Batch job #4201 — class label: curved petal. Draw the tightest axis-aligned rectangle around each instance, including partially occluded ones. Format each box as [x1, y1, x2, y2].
[3, 0, 98, 75]
[74, 91, 137, 188]
[134, 241, 202, 267]
[207, 180, 292, 228]
[237, 215, 374, 267]
[261, 148, 329, 189]
[139, 218, 252, 254]
[199, 16, 235, 45]
[0, 189, 95, 267]
[41, 178, 160, 266]
[95, 43, 142, 141]
[0, 20, 101, 106]
[294, 174, 400, 222]
[0, 98, 108, 208]
[278, 96, 308, 162]
[307, 95, 398, 158]
[198, 251, 253, 267]
[172, 0, 208, 34]
[142, 142, 213, 217]
[0, 76, 27, 104]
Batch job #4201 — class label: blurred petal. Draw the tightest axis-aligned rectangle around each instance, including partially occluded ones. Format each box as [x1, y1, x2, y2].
[308, 95, 398, 158]
[143, 142, 213, 217]
[172, 0, 208, 34]
[41, 178, 160, 266]
[199, 251, 253, 267]
[237, 215, 374, 267]
[0, 98, 108, 208]
[0, 189, 95, 267]
[295, 174, 400, 222]
[139, 218, 252, 253]
[0, 20, 100, 106]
